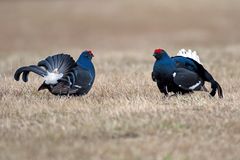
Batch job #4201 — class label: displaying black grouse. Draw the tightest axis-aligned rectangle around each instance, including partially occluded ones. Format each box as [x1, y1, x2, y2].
[14, 50, 95, 96]
[152, 48, 223, 98]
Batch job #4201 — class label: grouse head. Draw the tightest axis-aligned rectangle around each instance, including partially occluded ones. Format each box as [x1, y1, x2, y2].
[153, 48, 167, 59]
[81, 50, 94, 60]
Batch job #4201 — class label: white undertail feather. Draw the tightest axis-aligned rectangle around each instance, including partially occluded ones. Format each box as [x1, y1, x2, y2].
[189, 81, 201, 90]
[177, 49, 202, 64]
[43, 68, 63, 85]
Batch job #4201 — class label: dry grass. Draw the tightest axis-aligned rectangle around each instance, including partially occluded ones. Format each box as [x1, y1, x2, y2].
[1, 1, 240, 160]
[1, 48, 240, 160]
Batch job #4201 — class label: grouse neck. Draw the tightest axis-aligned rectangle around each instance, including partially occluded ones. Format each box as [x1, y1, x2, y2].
[155, 52, 171, 60]
[76, 55, 94, 71]
[154, 52, 176, 72]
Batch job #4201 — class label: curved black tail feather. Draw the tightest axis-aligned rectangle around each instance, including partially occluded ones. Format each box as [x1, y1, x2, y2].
[14, 65, 47, 82]
[210, 81, 223, 98]
[217, 82, 223, 98]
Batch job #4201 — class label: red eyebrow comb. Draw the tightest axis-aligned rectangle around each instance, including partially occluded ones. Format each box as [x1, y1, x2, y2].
[87, 50, 94, 57]
[154, 48, 164, 54]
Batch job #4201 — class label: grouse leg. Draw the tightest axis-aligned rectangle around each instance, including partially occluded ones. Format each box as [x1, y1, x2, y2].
[157, 82, 168, 96]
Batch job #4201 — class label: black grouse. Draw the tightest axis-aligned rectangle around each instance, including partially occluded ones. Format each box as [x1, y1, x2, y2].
[152, 48, 223, 98]
[14, 50, 95, 96]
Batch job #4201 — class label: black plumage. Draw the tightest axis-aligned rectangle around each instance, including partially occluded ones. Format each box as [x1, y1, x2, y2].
[152, 48, 223, 98]
[14, 51, 95, 96]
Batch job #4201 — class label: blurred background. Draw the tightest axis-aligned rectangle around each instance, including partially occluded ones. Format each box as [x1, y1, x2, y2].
[0, 0, 239, 54]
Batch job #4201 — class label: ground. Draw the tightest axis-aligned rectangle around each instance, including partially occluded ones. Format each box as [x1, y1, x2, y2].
[0, 1, 240, 160]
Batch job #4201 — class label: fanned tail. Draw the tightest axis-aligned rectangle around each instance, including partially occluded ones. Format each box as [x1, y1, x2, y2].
[37, 54, 76, 75]
[177, 49, 202, 64]
[14, 65, 47, 82]
[39, 54, 76, 84]
[14, 53, 76, 85]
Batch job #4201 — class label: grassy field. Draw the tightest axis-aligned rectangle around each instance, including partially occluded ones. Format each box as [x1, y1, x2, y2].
[1, 1, 240, 160]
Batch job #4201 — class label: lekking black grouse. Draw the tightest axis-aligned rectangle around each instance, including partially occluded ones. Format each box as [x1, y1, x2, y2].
[152, 48, 223, 98]
[14, 50, 95, 96]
